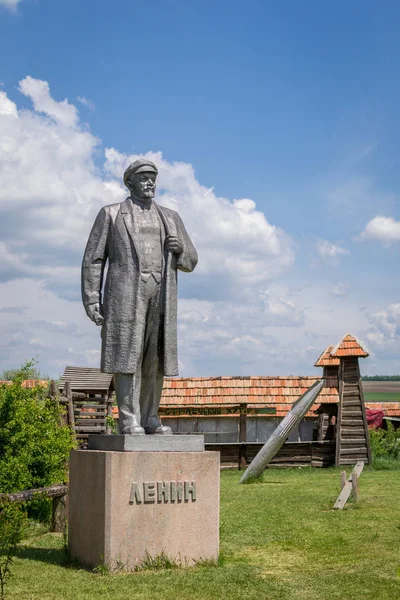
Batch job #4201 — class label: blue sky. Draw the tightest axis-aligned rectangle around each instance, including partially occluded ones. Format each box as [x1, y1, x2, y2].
[0, 0, 399, 377]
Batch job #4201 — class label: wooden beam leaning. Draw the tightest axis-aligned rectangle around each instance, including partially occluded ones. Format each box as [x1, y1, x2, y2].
[333, 461, 364, 510]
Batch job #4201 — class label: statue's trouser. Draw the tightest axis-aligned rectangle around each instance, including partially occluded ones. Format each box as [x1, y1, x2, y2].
[114, 275, 164, 434]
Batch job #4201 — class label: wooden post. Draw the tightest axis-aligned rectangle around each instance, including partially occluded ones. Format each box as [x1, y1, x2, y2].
[48, 379, 65, 427]
[106, 391, 114, 434]
[351, 472, 359, 503]
[64, 381, 76, 443]
[48, 379, 57, 398]
[335, 361, 344, 466]
[65, 382, 74, 426]
[356, 361, 372, 465]
[333, 461, 364, 509]
[340, 470, 347, 489]
[51, 494, 68, 533]
[317, 413, 325, 442]
[238, 403, 247, 470]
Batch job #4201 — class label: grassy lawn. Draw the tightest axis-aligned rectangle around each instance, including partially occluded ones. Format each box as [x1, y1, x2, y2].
[6, 468, 400, 600]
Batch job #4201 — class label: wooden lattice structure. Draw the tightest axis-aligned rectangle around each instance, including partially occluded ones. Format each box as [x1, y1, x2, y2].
[59, 367, 114, 447]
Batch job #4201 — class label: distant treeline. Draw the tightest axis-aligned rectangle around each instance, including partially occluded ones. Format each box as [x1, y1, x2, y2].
[362, 376, 400, 381]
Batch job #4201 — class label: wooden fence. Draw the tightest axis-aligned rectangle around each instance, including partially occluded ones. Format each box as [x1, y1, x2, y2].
[0, 484, 68, 533]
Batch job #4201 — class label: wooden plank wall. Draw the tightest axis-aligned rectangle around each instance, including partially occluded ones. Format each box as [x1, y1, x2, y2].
[59, 382, 113, 447]
[207, 441, 335, 469]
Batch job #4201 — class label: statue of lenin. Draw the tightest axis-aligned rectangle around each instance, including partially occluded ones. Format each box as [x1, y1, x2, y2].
[81, 159, 198, 435]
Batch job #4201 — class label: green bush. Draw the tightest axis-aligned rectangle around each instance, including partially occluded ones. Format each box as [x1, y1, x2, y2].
[0, 499, 27, 600]
[0, 364, 74, 495]
[369, 422, 400, 464]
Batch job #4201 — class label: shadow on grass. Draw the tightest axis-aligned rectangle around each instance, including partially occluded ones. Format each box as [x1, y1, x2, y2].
[15, 545, 225, 574]
[16, 545, 80, 569]
[241, 480, 288, 485]
[256, 481, 287, 485]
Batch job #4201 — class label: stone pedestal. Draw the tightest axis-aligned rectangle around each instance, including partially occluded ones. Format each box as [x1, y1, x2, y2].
[88, 433, 204, 452]
[68, 448, 220, 570]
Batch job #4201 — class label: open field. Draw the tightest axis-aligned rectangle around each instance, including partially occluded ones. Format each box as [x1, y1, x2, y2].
[6, 467, 400, 600]
[362, 381, 400, 403]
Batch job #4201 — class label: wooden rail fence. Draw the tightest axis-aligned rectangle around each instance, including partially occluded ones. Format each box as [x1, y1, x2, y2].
[0, 484, 68, 533]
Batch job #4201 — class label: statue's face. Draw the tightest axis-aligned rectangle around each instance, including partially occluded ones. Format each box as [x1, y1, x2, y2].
[129, 171, 157, 200]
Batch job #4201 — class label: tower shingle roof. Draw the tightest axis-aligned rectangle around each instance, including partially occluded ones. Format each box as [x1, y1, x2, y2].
[331, 333, 369, 358]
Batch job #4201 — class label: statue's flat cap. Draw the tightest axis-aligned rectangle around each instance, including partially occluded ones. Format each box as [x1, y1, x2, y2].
[123, 159, 158, 186]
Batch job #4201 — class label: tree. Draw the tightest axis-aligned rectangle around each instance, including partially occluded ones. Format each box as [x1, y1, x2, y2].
[0, 364, 74, 495]
[0, 362, 49, 382]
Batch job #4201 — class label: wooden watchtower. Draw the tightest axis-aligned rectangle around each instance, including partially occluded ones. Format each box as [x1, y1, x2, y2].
[315, 334, 371, 466]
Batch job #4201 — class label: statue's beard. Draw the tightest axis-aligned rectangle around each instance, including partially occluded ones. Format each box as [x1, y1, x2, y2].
[133, 187, 155, 201]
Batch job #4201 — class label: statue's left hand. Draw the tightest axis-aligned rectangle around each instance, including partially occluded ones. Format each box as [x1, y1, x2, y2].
[165, 235, 183, 255]
[86, 302, 104, 326]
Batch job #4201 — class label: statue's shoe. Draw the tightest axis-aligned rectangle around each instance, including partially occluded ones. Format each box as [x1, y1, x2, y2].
[145, 424, 173, 435]
[154, 425, 172, 435]
[144, 416, 172, 435]
[122, 425, 145, 435]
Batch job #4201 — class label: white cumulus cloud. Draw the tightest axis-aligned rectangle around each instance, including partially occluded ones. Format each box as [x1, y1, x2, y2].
[0, 92, 18, 117]
[362, 302, 400, 373]
[0, 0, 22, 12]
[103, 148, 294, 288]
[366, 303, 400, 344]
[0, 76, 296, 376]
[18, 76, 79, 127]
[77, 96, 95, 111]
[2, 76, 398, 377]
[331, 282, 350, 297]
[316, 239, 350, 264]
[359, 215, 400, 244]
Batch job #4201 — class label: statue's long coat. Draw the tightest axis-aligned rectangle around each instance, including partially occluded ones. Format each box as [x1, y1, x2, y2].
[81, 198, 197, 376]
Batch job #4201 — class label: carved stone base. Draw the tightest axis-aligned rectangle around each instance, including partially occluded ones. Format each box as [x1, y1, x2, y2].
[68, 449, 220, 570]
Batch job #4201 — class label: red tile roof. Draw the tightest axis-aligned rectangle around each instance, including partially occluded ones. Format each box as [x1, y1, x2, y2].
[314, 345, 340, 367]
[366, 402, 400, 417]
[0, 380, 49, 388]
[331, 333, 369, 358]
[113, 396, 400, 419]
[159, 376, 339, 417]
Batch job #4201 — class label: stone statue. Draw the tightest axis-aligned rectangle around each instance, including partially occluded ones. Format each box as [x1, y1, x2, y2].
[81, 159, 198, 435]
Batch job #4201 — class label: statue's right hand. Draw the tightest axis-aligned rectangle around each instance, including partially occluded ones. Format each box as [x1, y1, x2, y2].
[86, 303, 104, 326]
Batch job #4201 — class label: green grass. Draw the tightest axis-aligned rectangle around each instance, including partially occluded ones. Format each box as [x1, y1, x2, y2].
[364, 392, 400, 402]
[372, 456, 400, 470]
[6, 468, 400, 600]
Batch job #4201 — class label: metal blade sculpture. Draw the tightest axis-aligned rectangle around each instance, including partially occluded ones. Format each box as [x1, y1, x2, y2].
[239, 379, 324, 483]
